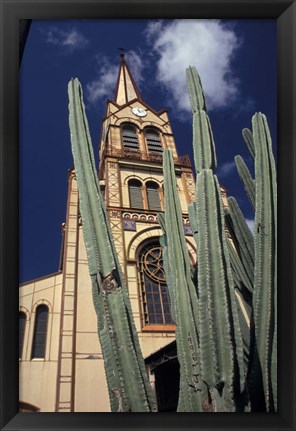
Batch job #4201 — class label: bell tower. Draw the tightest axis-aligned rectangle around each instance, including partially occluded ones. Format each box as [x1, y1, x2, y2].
[98, 53, 197, 352]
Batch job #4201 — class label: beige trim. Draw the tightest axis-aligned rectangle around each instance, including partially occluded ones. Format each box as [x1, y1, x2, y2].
[32, 299, 52, 314]
[19, 271, 62, 287]
[127, 227, 163, 260]
[19, 307, 30, 361]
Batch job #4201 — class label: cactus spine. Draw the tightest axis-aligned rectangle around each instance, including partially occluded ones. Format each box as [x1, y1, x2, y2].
[68, 78, 156, 412]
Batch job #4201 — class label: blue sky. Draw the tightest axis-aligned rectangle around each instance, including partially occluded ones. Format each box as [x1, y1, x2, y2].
[19, 19, 277, 283]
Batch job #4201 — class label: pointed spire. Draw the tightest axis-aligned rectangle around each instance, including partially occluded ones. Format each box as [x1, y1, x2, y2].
[114, 49, 142, 106]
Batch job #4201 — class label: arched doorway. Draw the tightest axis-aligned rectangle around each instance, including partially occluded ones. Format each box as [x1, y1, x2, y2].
[145, 341, 180, 412]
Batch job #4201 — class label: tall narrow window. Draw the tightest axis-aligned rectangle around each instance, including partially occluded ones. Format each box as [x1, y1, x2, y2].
[19, 312, 26, 359]
[145, 128, 162, 153]
[129, 179, 143, 209]
[122, 124, 139, 151]
[139, 241, 174, 327]
[146, 181, 162, 211]
[31, 305, 48, 359]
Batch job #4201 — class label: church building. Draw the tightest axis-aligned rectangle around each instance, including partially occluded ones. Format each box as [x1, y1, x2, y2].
[19, 54, 227, 412]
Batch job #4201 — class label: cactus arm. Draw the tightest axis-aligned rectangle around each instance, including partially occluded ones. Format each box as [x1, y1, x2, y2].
[226, 234, 253, 296]
[186, 68, 216, 174]
[234, 289, 251, 363]
[68, 78, 156, 412]
[227, 197, 255, 290]
[157, 214, 177, 323]
[196, 170, 246, 411]
[188, 202, 199, 246]
[192, 111, 217, 173]
[186, 66, 248, 411]
[186, 66, 207, 112]
[225, 238, 252, 368]
[251, 113, 277, 412]
[161, 149, 206, 412]
[235, 155, 256, 210]
[242, 128, 255, 159]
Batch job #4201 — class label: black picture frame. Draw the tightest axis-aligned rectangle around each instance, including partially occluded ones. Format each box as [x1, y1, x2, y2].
[0, 1, 295, 430]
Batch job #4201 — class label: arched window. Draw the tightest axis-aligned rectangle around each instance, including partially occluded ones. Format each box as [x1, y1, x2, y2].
[122, 124, 139, 151]
[145, 128, 162, 153]
[19, 312, 26, 359]
[146, 181, 162, 211]
[31, 305, 49, 359]
[128, 179, 143, 209]
[139, 241, 174, 327]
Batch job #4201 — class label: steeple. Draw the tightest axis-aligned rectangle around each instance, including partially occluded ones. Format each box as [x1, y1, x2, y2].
[114, 51, 142, 106]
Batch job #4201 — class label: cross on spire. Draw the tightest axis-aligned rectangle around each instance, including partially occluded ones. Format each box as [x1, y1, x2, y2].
[118, 47, 125, 59]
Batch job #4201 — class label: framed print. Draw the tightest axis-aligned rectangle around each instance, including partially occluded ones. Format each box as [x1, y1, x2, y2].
[1, 0, 295, 430]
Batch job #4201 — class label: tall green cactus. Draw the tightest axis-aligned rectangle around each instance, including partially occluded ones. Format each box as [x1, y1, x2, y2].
[68, 78, 156, 412]
[233, 116, 277, 412]
[187, 66, 247, 411]
[158, 150, 206, 412]
[186, 67, 217, 175]
[160, 66, 276, 412]
[248, 113, 277, 412]
[195, 169, 246, 411]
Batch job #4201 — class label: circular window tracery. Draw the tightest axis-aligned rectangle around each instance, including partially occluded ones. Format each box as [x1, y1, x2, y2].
[143, 246, 166, 283]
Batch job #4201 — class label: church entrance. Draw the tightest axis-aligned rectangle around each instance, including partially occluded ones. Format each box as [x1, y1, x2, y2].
[154, 357, 180, 411]
[145, 340, 180, 412]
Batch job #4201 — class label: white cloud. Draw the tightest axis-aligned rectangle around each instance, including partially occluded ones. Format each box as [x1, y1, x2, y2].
[44, 27, 88, 51]
[145, 19, 240, 112]
[245, 218, 255, 234]
[145, 20, 163, 37]
[86, 51, 144, 104]
[216, 160, 236, 178]
[87, 57, 118, 103]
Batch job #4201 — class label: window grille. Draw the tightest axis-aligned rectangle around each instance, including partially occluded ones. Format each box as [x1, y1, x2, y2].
[122, 124, 139, 150]
[145, 128, 162, 153]
[129, 179, 143, 209]
[146, 182, 162, 211]
[31, 305, 48, 359]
